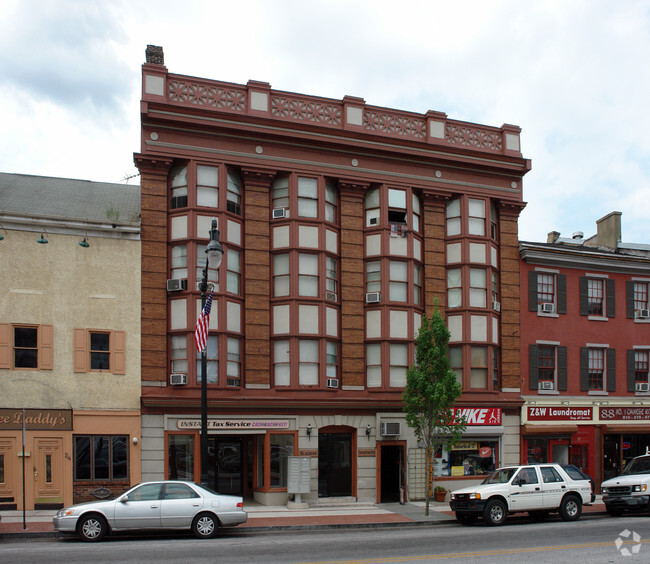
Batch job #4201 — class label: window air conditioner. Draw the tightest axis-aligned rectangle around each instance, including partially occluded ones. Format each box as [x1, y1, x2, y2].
[539, 381, 554, 390]
[170, 373, 188, 386]
[636, 382, 649, 392]
[326, 378, 339, 389]
[366, 292, 381, 304]
[492, 301, 501, 312]
[325, 292, 337, 302]
[540, 303, 555, 314]
[380, 422, 401, 436]
[638, 309, 650, 319]
[166, 278, 187, 292]
[272, 208, 287, 219]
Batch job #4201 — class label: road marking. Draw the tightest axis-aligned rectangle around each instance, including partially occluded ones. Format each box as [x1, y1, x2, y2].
[298, 539, 650, 563]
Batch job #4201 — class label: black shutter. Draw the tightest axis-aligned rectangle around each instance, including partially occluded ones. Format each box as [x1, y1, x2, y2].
[558, 274, 567, 314]
[529, 344, 539, 390]
[579, 277, 588, 316]
[529, 271, 538, 311]
[557, 346, 567, 391]
[626, 281, 635, 318]
[628, 350, 637, 392]
[607, 279, 616, 318]
[607, 348, 616, 392]
[580, 347, 589, 391]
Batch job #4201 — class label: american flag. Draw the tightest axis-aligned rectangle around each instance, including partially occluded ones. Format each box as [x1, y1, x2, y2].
[194, 289, 213, 353]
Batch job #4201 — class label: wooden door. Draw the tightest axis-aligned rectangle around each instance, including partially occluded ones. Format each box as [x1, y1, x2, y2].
[34, 437, 64, 509]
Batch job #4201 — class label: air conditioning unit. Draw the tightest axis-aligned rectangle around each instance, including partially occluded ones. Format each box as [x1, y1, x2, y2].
[638, 309, 650, 319]
[272, 208, 287, 219]
[366, 292, 381, 304]
[636, 382, 649, 392]
[539, 381, 554, 390]
[492, 301, 501, 312]
[325, 292, 337, 302]
[166, 278, 187, 292]
[369, 217, 378, 225]
[540, 303, 555, 314]
[326, 378, 339, 389]
[380, 422, 401, 437]
[169, 373, 188, 386]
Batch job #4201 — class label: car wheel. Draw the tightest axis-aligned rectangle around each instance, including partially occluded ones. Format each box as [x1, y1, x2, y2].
[192, 512, 219, 539]
[456, 512, 478, 525]
[605, 505, 624, 517]
[77, 514, 108, 542]
[529, 510, 550, 522]
[559, 495, 582, 521]
[483, 499, 507, 526]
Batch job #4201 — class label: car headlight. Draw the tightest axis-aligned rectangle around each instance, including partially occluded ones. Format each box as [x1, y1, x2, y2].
[601, 487, 608, 494]
[450, 493, 456, 500]
[633, 484, 647, 492]
[56, 508, 76, 517]
[469, 493, 481, 500]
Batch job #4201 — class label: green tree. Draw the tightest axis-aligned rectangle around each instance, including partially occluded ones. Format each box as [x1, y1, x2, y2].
[403, 301, 466, 515]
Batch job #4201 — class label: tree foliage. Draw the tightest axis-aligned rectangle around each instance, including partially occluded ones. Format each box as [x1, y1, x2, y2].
[403, 301, 466, 515]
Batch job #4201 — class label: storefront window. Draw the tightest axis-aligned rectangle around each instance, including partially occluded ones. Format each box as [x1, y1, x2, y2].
[168, 434, 194, 481]
[270, 434, 294, 488]
[74, 435, 128, 481]
[448, 441, 497, 476]
[526, 438, 548, 464]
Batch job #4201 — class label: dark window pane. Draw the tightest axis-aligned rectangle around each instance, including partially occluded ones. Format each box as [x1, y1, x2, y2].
[90, 352, 110, 370]
[14, 327, 37, 348]
[75, 437, 91, 480]
[90, 333, 110, 351]
[94, 436, 109, 479]
[15, 349, 37, 368]
[112, 436, 128, 479]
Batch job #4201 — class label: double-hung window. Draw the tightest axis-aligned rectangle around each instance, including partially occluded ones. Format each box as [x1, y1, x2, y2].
[226, 169, 242, 215]
[529, 271, 566, 314]
[297, 177, 318, 218]
[529, 343, 567, 391]
[196, 335, 218, 384]
[196, 165, 219, 207]
[627, 281, 650, 319]
[581, 346, 615, 392]
[73, 329, 125, 374]
[580, 276, 614, 318]
[170, 165, 188, 209]
[0, 323, 53, 371]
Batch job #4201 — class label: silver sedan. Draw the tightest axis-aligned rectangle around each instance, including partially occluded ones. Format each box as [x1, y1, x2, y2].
[53, 480, 247, 542]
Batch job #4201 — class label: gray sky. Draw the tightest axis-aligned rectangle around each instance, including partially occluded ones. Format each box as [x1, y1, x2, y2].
[1, 0, 649, 243]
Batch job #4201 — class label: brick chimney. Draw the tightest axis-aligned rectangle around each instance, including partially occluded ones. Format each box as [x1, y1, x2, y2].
[595, 211, 622, 249]
[146, 45, 164, 65]
[546, 231, 560, 244]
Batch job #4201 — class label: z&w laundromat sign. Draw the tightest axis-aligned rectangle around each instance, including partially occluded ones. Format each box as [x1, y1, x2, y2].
[0, 409, 72, 430]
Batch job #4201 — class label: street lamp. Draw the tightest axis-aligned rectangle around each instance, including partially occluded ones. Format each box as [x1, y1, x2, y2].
[200, 217, 223, 487]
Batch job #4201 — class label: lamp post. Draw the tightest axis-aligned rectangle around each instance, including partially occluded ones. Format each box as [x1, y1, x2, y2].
[200, 218, 223, 488]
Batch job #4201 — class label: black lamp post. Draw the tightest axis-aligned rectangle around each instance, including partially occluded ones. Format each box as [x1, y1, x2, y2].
[200, 218, 223, 487]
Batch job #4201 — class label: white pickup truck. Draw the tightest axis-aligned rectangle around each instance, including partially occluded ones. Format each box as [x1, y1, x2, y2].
[450, 463, 593, 526]
[601, 454, 650, 516]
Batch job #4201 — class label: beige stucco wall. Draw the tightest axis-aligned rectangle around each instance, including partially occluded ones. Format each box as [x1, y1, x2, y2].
[0, 229, 141, 410]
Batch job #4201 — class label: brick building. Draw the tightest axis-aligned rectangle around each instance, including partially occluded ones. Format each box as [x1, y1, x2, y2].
[135, 45, 531, 504]
[520, 212, 650, 489]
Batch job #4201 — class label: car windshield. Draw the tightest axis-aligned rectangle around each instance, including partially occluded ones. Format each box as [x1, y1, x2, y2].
[622, 456, 650, 475]
[482, 468, 517, 484]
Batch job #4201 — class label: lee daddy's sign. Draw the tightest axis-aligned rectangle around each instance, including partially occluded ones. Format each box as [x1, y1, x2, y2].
[176, 419, 290, 430]
[452, 408, 501, 426]
[527, 406, 593, 421]
[0, 409, 72, 430]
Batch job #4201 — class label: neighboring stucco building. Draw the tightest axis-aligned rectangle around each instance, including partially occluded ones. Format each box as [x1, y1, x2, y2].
[520, 212, 650, 489]
[135, 45, 530, 504]
[0, 173, 141, 509]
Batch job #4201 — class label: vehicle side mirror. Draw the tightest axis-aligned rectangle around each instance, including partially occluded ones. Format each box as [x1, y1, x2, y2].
[119, 496, 128, 503]
[512, 478, 521, 486]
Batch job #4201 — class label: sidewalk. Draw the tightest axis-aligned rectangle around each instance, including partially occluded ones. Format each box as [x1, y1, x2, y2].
[0, 497, 607, 539]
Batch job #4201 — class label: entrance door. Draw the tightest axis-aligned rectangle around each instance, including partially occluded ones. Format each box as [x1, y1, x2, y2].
[209, 437, 243, 496]
[0, 438, 17, 509]
[549, 440, 569, 465]
[318, 432, 352, 497]
[34, 438, 63, 509]
[380, 445, 404, 503]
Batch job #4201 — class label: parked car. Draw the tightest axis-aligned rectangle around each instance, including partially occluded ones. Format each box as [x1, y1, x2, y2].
[53, 480, 247, 542]
[560, 464, 596, 502]
[449, 463, 592, 526]
[601, 454, 650, 516]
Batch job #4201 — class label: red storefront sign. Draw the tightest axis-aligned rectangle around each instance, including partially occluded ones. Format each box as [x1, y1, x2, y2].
[600, 406, 650, 421]
[452, 407, 501, 426]
[527, 406, 593, 421]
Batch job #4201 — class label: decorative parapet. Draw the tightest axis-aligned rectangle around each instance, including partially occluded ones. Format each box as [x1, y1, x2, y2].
[142, 67, 521, 156]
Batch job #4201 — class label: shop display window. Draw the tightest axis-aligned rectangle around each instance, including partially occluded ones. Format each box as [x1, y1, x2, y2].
[433, 441, 497, 477]
[168, 434, 194, 481]
[526, 438, 548, 464]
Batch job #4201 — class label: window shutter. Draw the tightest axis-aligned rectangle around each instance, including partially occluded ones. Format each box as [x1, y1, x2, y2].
[73, 328, 88, 373]
[528, 271, 538, 311]
[579, 277, 588, 316]
[112, 331, 126, 375]
[557, 274, 567, 314]
[607, 279, 616, 318]
[626, 281, 635, 318]
[39, 324, 53, 370]
[529, 344, 539, 390]
[580, 347, 589, 391]
[607, 348, 616, 392]
[0, 323, 9, 369]
[628, 350, 636, 392]
[558, 346, 567, 391]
